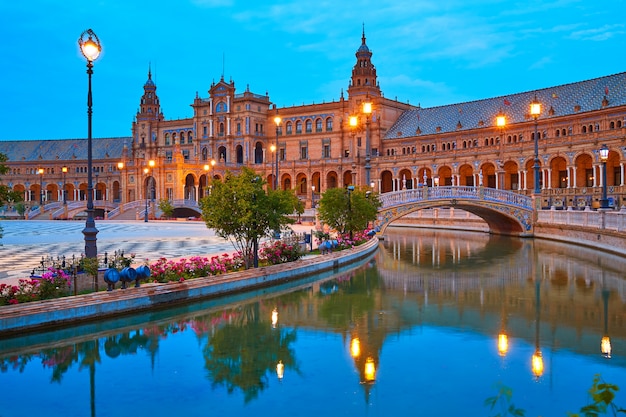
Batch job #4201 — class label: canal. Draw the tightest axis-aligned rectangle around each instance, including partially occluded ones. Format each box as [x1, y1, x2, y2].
[0, 227, 624, 416]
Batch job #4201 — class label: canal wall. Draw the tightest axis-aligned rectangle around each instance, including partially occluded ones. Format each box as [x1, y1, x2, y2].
[389, 207, 626, 256]
[0, 237, 379, 337]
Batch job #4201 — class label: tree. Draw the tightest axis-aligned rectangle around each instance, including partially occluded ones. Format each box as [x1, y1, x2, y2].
[316, 186, 381, 236]
[158, 198, 175, 219]
[199, 167, 300, 269]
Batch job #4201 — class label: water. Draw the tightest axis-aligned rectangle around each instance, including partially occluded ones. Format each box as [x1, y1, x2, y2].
[0, 227, 624, 417]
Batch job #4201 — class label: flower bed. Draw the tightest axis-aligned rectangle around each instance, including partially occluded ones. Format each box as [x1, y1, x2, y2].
[0, 268, 71, 306]
[1, 230, 373, 306]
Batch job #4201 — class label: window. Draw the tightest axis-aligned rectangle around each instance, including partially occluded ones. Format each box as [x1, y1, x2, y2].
[180, 133, 185, 145]
[296, 121, 302, 134]
[326, 117, 333, 132]
[305, 119, 312, 133]
[182, 149, 190, 160]
[165, 133, 170, 145]
[286, 122, 293, 135]
[203, 126, 207, 136]
[322, 139, 330, 158]
[188, 132, 193, 143]
[300, 141, 308, 159]
[316, 118, 323, 132]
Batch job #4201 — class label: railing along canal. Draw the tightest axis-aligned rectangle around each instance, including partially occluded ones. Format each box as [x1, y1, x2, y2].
[379, 186, 533, 210]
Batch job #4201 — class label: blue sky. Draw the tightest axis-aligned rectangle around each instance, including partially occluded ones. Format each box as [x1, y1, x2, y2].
[1, 0, 624, 140]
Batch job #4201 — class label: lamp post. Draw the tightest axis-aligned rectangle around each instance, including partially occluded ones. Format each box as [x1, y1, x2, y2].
[599, 144, 609, 209]
[530, 95, 542, 195]
[274, 116, 281, 190]
[62, 166, 68, 205]
[363, 100, 372, 186]
[144, 159, 155, 222]
[117, 162, 124, 204]
[78, 28, 101, 259]
[311, 185, 316, 208]
[38, 168, 44, 206]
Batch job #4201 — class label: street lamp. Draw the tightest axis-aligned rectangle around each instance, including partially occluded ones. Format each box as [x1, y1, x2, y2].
[62, 166, 68, 205]
[311, 185, 316, 208]
[599, 144, 609, 209]
[38, 168, 44, 206]
[144, 159, 155, 222]
[530, 95, 542, 195]
[363, 100, 372, 186]
[78, 28, 102, 259]
[274, 116, 281, 190]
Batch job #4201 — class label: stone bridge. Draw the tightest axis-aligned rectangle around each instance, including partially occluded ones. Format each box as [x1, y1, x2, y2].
[377, 186, 536, 236]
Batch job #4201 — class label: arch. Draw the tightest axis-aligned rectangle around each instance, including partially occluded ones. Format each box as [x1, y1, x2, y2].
[418, 167, 433, 186]
[325, 117, 333, 132]
[377, 188, 534, 237]
[437, 165, 452, 186]
[398, 168, 412, 189]
[458, 164, 474, 186]
[480, 162, 497, 188]
[296, 173, 308, 196]
[574, 153, 593, 188]
[254, 142, 264, 164]
[381, 170, 393, 193]
[283, 175, 292, 190]
[236, 144, 244, 164]
[502, 160, 520, 190]
[199, 174, 210, 200]
[94, 181, 105, 201]
[112, 181, 121, 202]
[326, 171, 339, 189]
[184, 174, 196, 201]
[218, 146, 227, 163]
[343, 170, 353, 186]
[549, 156, 568, 189]
[311, 172, 321, 193]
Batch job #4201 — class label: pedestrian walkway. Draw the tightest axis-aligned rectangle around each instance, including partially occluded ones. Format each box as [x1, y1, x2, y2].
[0, 220, 317, 285]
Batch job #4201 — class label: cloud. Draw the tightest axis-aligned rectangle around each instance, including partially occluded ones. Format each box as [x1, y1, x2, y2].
[190, 0, 233, 6]
[528, 56, 553, 70]
[569, 24, 626, 41]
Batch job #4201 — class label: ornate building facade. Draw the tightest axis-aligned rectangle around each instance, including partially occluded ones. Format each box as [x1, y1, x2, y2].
[2, 30, 626, 218]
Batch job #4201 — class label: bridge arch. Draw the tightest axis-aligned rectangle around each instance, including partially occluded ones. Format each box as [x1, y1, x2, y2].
[377, 186, 535, 237]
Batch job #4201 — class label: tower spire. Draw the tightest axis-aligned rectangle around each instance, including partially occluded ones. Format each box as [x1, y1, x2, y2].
[347, 26, 380, 99]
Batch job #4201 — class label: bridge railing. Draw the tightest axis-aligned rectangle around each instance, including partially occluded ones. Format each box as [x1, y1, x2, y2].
[107, 201, 143, 219]
[172, 199, 200, 209]
[379, 186, 533, 210]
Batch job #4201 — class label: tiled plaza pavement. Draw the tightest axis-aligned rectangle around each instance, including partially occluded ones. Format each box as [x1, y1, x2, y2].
[0, 220, 314, 285]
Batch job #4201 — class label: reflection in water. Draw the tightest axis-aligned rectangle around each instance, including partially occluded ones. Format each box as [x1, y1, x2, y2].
[1, 228, 625, 416]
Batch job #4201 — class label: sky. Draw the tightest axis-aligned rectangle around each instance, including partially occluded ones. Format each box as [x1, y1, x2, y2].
[1, 0, 625, 141]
